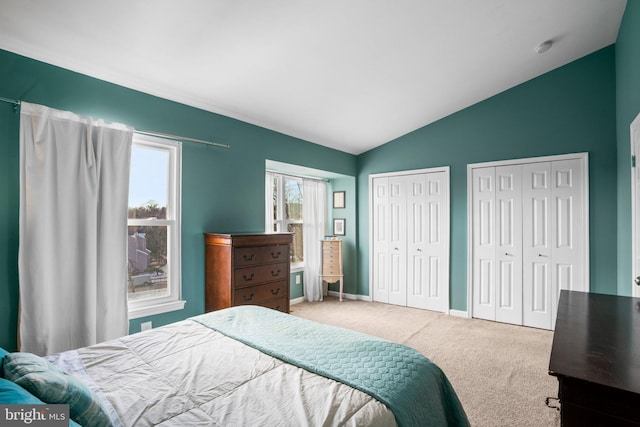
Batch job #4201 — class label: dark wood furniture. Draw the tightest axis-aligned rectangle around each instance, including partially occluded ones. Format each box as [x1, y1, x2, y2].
[549, 290, 640, 426]
[204, 232, 292, 313]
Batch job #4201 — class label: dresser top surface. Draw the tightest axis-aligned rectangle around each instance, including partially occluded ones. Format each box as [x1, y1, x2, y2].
[549, 290, 640, 394]
[204, 232, 292, 246]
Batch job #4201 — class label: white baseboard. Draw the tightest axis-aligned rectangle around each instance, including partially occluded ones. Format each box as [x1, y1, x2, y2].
[327, 291, 372, 301]
[290, 296, 305, 305]
[448, 309, 469, 318]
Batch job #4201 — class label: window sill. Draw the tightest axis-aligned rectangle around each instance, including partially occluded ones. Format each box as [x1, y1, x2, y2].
[128, 300, 186, 320]
[291, 264, 304, 273]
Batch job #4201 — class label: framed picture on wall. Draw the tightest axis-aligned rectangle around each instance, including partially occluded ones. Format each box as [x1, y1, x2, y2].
[333, 218, 346, 236]
[333, 191, 345, 208]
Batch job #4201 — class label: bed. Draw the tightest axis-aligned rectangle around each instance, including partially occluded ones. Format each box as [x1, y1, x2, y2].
[1, 305, 469, 426]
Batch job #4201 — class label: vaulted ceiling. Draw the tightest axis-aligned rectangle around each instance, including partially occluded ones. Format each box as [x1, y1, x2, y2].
[0, 1, 627, 154]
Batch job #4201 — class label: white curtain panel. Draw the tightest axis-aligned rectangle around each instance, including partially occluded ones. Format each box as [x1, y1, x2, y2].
[302, 179, 327, 302]
[265, 171, 274, 232]
[19, 102, 133, 355]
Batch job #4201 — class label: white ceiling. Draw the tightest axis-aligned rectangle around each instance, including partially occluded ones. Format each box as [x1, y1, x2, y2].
[0, 1, 627, 155]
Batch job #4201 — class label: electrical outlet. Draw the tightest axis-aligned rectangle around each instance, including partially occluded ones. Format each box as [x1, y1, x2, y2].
[141, 321, 152, 332]
[295, 274, 301, 285]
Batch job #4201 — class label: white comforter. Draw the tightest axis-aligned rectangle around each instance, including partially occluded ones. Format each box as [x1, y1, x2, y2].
[49, 319, 397, 427]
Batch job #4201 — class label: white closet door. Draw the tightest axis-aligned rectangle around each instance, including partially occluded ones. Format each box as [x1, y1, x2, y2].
[522, 162, 552, 329]
[550, 158, 585, 327]
[495, 165, 523, 325]
[424, 172, 449, 312]
[372, 177, 390, 303]
[472, 167, 496, 321]
[407, 174, 428, 309]
[388, 176, 407, 306]
[406, 172, 449, 312]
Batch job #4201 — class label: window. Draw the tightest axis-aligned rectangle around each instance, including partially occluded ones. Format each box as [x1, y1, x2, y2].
[269, 173, 304, 266]
[127, 134, 184, 318]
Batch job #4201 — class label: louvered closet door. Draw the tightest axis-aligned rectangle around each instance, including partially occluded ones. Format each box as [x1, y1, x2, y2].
[495, 165, 523, 325]
[472, 167, 496, 321]
[372, 177, 390, 303]
[388, 176, 408, 306]
[406, 172, 449, 312]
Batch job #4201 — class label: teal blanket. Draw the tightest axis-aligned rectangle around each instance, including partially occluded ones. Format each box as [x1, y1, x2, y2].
[193, 306, 469, 427]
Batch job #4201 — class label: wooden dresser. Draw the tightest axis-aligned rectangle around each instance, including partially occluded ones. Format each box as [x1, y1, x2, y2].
[549, 290, 640, 426]
[320, 239, 343, 301]
[204, 232, 292, 313]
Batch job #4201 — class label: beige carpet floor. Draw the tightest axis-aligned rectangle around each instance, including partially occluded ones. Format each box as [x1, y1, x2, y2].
[290, 297, 560, 427]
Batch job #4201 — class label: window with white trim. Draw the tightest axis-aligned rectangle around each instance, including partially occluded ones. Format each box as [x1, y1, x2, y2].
[269, 173, 304, 267]
[127, 134, 184, 318]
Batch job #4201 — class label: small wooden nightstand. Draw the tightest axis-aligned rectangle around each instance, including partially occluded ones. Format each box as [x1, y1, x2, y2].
[320, 239, 343, 301]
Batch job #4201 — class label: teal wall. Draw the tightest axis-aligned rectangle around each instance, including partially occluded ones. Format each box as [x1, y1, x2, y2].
[0, 49, 357, 350]
[1, 6, 637, 348]
[328, 177, 358, 295]
[616, 1, 640, 296]
[357, 46, 618, 311]
[290, 272, 304, 300]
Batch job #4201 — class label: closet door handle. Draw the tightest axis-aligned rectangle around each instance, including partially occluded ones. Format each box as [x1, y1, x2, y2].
[505, 252, 513, 256]
[538, 254, 548, 258]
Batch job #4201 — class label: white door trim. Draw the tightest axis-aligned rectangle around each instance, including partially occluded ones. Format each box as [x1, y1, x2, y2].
[369, 166, 450, 312]
[467, 153, 590, 318]
[631, 113, 640, 297]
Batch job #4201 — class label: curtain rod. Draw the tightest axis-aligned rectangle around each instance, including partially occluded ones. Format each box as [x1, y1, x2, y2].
[0, 96, 20, 110]
[0, 97, 229, 149]
[266, 169, 329, 182]
[134, 130, 229, 149]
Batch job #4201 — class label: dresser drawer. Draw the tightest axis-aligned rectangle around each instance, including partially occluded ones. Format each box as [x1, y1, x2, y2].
[234, 262, 289, 288]
[234, 281, 288, 305]
[260, 296, 289, 313]
[234, 245, 289, 267]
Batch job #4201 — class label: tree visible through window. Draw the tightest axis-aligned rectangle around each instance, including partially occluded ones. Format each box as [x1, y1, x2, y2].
[128, 201, 168, 300]
[270, 174, 304, 265]
[127, 134, 183, 318]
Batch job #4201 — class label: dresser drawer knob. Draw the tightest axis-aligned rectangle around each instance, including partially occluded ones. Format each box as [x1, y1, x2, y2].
[271, 251, 281, 259]
[243, 254, 255, 261]
[243, 293, 255, 301]
[271, 287, 280, 295]
[243, 273, 255, 281]
[271, 269, 281, 277]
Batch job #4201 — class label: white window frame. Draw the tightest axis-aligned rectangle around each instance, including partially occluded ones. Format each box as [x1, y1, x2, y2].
[270, 173, 304, 270]
[128, 134, 185, 319]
